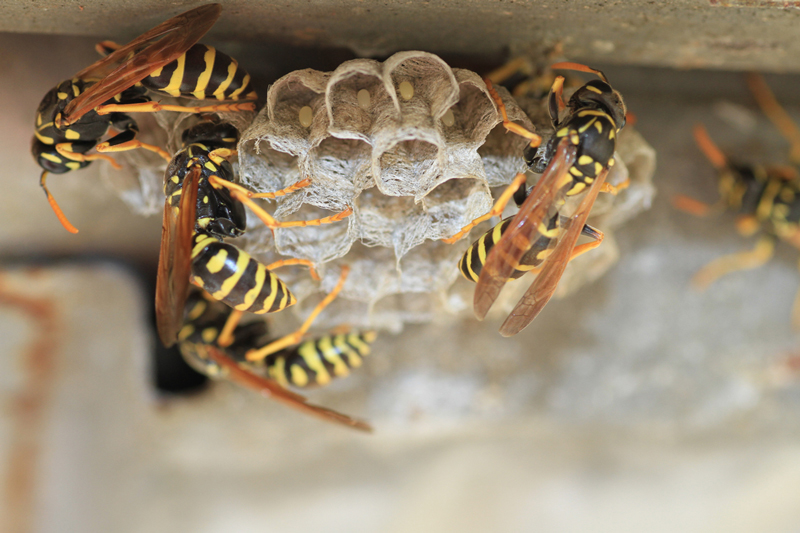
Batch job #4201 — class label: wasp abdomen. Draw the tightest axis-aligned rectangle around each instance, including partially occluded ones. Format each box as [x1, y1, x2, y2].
[266, 332, 378, 388]
[143, 44, 256, 101]
[191, 234, 296, 314]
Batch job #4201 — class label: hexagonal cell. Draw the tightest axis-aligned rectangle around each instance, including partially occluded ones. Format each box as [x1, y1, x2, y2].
[305, 136, 373, 197]
[326, 60, 399, 142]
[383, 51, 459, 120]
[264, 69, 330, 154]
[375, 138, 442, 198]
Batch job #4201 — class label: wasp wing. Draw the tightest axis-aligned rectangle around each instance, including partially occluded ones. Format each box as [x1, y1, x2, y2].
[499, 169, 609, 336]
[64, 4, 222, 124]
[156, 166, 199, 347]
[474, 138, 577, 320]
[204, 346, 372, 432]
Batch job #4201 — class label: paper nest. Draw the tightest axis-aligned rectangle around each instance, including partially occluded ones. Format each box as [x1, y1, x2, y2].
[106, 51, 656, 334]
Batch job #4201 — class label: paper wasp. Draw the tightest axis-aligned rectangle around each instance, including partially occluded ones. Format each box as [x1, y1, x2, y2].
[32, 4, 257, 234]
[177, 287, 374, 432]
[445, 62, 628, 336]
[155, 117, 352, 349]
[675, 74, 800, 326]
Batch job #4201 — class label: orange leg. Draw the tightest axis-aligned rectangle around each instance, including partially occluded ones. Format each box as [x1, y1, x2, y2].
[570, 224, 604, 260]
[747, 73, 800, 165]
[95, 139, 171, 162]
[552, 75, 566, 116]
[692, 236, 775, 290]
[209, 176, 352, 229]
[443, 172, 528, 244]
[54, 143, 122, 169]
[95, 101, 257, 116]
[265, 258, 321, 281]
[484, 79, 542, 149]
[693, 124, 728, 170]
[485, 57, 532, 84]
[216, 309, 244, 348]
[209, 175, 312, 200]
[600, 178, 630, 195]
[246, 266, 350, 362]
[549, 62, 609, 83]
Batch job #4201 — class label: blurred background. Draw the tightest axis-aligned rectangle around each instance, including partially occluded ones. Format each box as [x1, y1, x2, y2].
[3, 1, 800, 532]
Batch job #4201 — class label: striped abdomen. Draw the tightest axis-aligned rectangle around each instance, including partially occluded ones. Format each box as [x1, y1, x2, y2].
[458, 216, 560, 282]
[191, 233, 296, 314]
[142, 44, 256, 101]
[266, 332, 377, 388]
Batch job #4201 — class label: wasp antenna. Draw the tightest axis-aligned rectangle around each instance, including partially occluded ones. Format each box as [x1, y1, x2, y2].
[549, 62, 609, 83]
[40, 172, 79, 234]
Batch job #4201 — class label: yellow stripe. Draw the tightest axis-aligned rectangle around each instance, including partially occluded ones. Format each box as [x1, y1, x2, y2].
[578, 155, 593, 166]
[150, 66, 163, 78]
[254, 270, 278, 314]
[463, 247, 478, 282]
[41, 153, 61, 164]
[34, 131, 55, 144]
[289, 363, 309, 387]
[238, 262, 266, 310]
[318, 337, 350, 377]
[212, 251, 249, 300]
[201, 327, 218, 344]
[347, 333, 372, 357]
[537, 222, 559, 238]
[228, 73, 250, 99]
[204, 161, 217, 171]
[567, 182, 587, 195]
[298, 342, 331, 386]
[269, 357, 289, 388]
[333, 334, 362, 367]
[586, 85, 602, 94]
[213, 61, 237, 100]
[66, 162, 80, 170]
[205, 249, 228, 274]
[192, 46, 216, 100]
[162, 53, 186, 97]
[577, 109, 607, 117]
[191, 235, 218, 258]
[578, 118, 596, 133]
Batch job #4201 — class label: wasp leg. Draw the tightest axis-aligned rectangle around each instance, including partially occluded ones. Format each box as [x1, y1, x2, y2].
[547, 75, 567, 126]
[747, 73, 800, 166]
[54, 142, 122, 169]
[95, 115, 171, 162]
[95, 101, 257, 116]
[95, 40, 120, 56]
[672, 195, 726, 217]
[209, 176, 352, 230]
[600, 178, 630, 195]
[245, 266, 350, 362]
[264, 259, 321, 281]
[694, 124, 728, 170]
[484, 78, 542, 149]
[485, 57, 533, 84]
[692, 236, 775, 290]
[569, 224, 604, 260]
[443, 173, 528, 244]
[216, 309, 244, 348]
[208, 175, 312, 200]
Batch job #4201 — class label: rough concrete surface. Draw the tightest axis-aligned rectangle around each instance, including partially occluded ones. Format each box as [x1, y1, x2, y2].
[4, 18, 800, 533]
[3, 1, 800, 72]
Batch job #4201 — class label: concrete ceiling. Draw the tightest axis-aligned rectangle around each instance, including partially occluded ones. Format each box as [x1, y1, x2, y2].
[3, 0, 800, 72]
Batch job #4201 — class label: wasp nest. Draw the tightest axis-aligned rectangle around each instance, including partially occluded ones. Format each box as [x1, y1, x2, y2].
[105, 51, 655, 334]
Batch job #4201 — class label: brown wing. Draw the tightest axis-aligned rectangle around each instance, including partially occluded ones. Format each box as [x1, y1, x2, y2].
[474, 138, 578, 320]
[204, 347, 372, 432]
[63, 4, 221, 124]
[499, 169, 609, 337]
[156, 167, 199, 347]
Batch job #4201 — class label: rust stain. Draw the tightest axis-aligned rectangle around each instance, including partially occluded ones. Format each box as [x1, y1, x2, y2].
[0, 280, 59, 533]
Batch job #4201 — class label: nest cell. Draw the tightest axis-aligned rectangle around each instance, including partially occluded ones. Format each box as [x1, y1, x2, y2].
[326, 60, 398, 142]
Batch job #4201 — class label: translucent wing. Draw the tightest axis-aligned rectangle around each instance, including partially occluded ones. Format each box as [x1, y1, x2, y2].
[499, 168, 609, 336]
[156, 166, 199, 347]
[474, 138, 577, 320]
[63, 4, 222, 124]
[204, 347, 372, 432]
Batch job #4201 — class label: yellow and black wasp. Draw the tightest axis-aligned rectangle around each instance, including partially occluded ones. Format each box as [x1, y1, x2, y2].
[445, 62, 628, 336]
[177, 288, 375, 431]
[675, 74, 800, 327]
[32, 4, 257, 233]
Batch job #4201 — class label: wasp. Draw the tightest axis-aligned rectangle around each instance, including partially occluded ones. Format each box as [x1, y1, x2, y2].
[444, 62, 628, 336]
[177, 287, 375, 431]
[675, 74, 800, 327]
[155, 117, 352, 348]
[32, 4, 258, 234]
